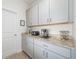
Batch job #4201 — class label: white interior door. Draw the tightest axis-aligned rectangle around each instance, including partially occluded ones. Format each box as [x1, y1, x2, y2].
[2, 9, 17, 33]
[2, 8, 18, 58]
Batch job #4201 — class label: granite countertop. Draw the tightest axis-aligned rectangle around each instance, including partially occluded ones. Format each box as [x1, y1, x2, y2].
[32, 35, 75, 48]
[22, 33, 75, 48]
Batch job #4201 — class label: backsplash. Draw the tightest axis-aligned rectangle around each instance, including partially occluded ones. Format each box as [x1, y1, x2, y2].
[31, 23, 73, 36]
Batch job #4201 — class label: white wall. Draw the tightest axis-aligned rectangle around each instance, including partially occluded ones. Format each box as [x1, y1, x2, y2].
[2, 0, 28, 32]
[2, 0, 28, 58]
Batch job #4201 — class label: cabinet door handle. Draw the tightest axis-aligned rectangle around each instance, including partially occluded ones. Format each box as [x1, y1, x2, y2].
[43, 44, 48, 48]
[47, 18, 49, 22]
[14, 34, 17, 36]
[43, 51, 45, 56]
[46, 52, 48, 58]
[50, 18, 51, 22]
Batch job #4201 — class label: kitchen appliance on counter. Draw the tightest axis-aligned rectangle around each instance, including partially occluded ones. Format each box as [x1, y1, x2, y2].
[31, 31, 40, 36]
[60, 31, 70, 40]
[27, 27, 32, 34]
[40, 29, 49, 38]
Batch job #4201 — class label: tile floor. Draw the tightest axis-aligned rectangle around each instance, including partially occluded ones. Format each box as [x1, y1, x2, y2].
[6, 52, 30, 59]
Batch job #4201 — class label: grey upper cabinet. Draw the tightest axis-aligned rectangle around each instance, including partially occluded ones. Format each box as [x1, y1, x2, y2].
[50, 0, 69, 23]
[26, 0, 72, 26]
[38, 0, 69, 25]
[38, 0, 50, 25]
[26, 9, 32, 26]
[26, 4, 39, 26]
[69, 0, 75, 22]
[31, 4, 39, 26]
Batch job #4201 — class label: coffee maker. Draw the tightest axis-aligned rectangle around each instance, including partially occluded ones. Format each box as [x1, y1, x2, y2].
[40, 29, 49, 38]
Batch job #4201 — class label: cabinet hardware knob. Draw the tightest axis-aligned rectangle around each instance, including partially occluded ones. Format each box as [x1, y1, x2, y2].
[14, 34, 17, 36]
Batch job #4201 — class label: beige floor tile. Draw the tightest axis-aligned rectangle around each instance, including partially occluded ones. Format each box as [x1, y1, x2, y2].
[6, 52, 30, 59]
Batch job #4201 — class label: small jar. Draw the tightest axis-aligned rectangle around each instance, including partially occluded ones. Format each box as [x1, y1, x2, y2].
[60, 31, 70, 40]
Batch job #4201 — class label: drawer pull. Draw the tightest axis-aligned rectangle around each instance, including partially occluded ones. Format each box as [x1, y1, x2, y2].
[43, 44, 48, 47]
[43, 51, 45, 56]
[46, 52, 48, 58]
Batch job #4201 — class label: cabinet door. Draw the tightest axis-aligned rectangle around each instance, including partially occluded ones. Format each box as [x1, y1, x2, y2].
[50, 0, 68, 23]
[26, 9, 32, 26]
[69, 0, 75, 22]
[22, 35, 26, 52]
[26, 42, 33, 58]
[47, 50, 68, 59]
[39, 0, 50, 25]
[34, 45, 44, 59]
[23, 37, 33, 58]
[70, 48, 76, 59]
[31, 4, 39, 26]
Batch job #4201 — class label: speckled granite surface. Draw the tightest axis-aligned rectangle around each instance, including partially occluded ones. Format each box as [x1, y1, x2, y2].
[22, 33, 75, 48]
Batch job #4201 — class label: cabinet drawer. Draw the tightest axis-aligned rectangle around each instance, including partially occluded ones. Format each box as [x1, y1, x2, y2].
[46, 43, 70, 58]
[34, 39, 70, 58]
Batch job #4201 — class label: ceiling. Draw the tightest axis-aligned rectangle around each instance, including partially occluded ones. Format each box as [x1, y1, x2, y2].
[24, 0, 37, 4]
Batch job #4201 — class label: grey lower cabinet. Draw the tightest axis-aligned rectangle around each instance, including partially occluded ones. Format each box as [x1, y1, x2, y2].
[22, 36, 75, 59]
[70, 48, 76, 59]
[25, 41, 33, 58]
[22, 36, 33, 58]
[45, 49, 67, 59]
[26, 0, 73, 26]
[34, 44, 68, 59]
[34, 45, 43, 59]
[22, 34, 27, 52]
